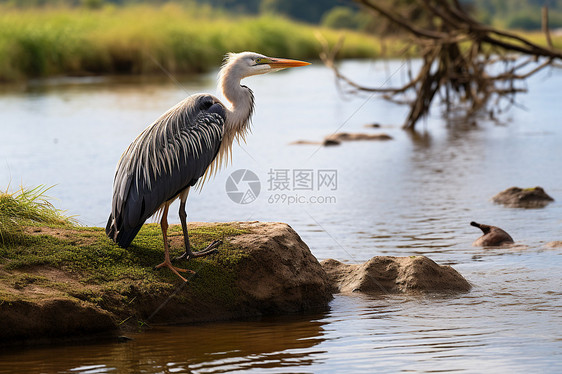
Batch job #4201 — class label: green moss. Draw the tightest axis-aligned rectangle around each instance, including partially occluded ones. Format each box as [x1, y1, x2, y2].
[0, 221, 250, 316]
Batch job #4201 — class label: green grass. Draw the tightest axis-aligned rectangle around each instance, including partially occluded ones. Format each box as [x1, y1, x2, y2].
[1, 4, 560, 82]
[0, 185, 75, 245]
[0, 218, 250, 306]
[0, 4, 385, 82]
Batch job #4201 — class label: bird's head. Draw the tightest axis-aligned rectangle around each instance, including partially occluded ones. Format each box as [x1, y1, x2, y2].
[222, 51, 310, 79]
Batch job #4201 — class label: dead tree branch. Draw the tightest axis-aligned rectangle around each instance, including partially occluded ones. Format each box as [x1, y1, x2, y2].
[321, 0, 562, 130]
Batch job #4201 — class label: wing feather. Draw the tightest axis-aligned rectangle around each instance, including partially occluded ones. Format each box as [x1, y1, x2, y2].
[106, 94, 225, 247]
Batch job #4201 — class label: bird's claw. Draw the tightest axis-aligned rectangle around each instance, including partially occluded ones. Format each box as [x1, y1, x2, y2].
[174, 240, 222, 262]
[153, 260, 195, 282]
[174, 252, 188, 262]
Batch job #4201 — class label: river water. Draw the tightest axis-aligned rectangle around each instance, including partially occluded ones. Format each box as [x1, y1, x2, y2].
[0, 60, 561, 373]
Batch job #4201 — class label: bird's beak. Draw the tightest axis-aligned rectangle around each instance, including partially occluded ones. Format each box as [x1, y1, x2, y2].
[265, 57, 310, 69]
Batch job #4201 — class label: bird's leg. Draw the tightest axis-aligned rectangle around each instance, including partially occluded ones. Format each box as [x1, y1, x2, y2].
[154, 204, 194, 282]
[175, 200, 222, 261]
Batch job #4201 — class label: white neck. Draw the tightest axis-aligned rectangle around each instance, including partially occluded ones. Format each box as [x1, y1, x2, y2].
[199, 61, 254, 187]
[218, 67, 254, 137]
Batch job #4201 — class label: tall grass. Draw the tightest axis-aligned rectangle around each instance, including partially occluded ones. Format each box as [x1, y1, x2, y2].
[0, 4, 384, 81]
[0, 185, 74, 244]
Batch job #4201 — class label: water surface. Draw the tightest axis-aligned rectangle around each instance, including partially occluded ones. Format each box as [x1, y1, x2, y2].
[0, 60, 561, 373]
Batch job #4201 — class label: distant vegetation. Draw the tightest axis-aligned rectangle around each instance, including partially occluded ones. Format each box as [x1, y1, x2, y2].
[0, 4, 389, 82]
[2, 0, 562, 30]
[472, 0, 562, 29]
[0, 0, 561, 82]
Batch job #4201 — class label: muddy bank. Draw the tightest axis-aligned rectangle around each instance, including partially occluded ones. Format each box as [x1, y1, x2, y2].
[1, 222, 471, 345]
[0, 222, 331, 344]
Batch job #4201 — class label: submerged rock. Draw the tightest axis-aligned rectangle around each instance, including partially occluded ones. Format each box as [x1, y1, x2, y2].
[322, 138, 341, 146]
[470, 221, 514, 247]
[290, 132, 391, 147]
[290, 140, 321, 145]
[324, 132, 393, 142]
[289, 139, 341, 146]
[544, 241, 562, 248]
[321, 256, 471, 294]
[492, 186, 554, 208]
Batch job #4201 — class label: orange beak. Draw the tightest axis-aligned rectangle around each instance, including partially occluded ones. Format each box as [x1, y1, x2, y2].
[266, 57, 311, 68]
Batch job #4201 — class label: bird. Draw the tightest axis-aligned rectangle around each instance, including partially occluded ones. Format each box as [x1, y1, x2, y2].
[470, 221, 514, 247]
[106, 52, 310, 282]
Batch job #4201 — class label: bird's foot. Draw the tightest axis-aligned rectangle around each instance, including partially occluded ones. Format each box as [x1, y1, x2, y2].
[154, 260, 195, 282]
[174, 240, 222, 262]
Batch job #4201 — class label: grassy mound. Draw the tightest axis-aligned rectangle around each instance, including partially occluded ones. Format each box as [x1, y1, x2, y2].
[0, 222, 249, 299]
[0, 218, 252, 333]
[0, 185, 250, 314]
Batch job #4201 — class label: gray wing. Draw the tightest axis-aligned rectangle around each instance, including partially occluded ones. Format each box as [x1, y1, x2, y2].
[106, 94, 226, 247]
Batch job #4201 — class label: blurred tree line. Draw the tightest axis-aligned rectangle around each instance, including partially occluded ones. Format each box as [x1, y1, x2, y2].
[3, 0, 562, 31]
[472, 0, 562, 29]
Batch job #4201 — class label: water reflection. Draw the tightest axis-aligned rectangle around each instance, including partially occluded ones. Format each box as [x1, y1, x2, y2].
[0, 315, 327, 373]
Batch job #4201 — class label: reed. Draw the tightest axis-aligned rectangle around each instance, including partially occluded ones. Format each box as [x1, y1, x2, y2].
[0, 4, 384, 82]
[0, 185, 74, 244]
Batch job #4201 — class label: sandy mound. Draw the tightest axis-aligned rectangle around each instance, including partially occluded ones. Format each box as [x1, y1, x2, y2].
[321, 256, 471, 294]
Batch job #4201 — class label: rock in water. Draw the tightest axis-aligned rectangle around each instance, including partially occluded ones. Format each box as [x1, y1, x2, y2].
[231, 222, 332, 314]
[321, 256, 471, 294]
[492, 186, 554, 208]
[470, 221, 514, 246]
[324, 132, 393, 142]
[322, 138, 341, 146]
[544, 241, 562, 248]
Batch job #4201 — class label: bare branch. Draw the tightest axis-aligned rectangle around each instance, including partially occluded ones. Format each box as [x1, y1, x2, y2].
[320, 0, 562, 129]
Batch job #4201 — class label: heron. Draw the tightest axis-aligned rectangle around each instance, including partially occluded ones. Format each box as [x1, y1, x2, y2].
[106, 52, 310, 282]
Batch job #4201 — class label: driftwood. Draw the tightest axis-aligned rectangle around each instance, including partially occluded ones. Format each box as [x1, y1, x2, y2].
[320, 0, 562, 130]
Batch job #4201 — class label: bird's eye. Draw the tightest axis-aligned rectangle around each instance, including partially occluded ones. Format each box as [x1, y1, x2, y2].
[255, 58, 261, 64]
